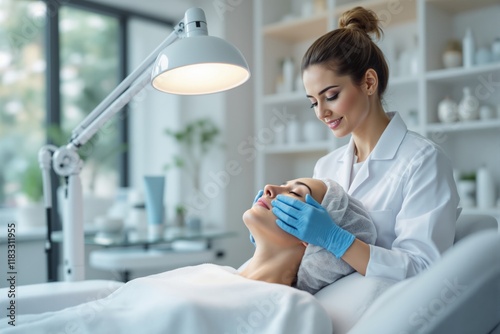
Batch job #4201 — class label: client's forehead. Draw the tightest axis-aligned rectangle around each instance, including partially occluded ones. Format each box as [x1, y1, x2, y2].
[288, 178, 327, 203]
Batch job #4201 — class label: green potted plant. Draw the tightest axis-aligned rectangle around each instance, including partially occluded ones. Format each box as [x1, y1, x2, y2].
[21, 158, 44, 202]
[164, 118, 221, 191]
[164, 118, 222, 228]
[16, 158, 45, 227]
[174, 204, 187, 227]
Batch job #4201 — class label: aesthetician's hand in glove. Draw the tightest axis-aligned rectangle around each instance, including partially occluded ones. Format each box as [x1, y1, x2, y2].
[272, 194, 355, 258]
[249, 189, 264, 245]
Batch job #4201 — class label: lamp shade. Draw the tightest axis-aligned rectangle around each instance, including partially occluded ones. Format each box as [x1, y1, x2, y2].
[151, 35, 250, 95]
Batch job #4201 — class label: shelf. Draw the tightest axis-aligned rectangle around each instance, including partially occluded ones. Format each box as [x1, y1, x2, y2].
[426, 62, 500, 83]
[264, 141, 331, 154]
[263, 91, 308, 105]
[426, 0, 500, 14]
[388, 75, 419, 87]
[256, 0, 500, 209]
[263, 13, 329, 43]
[426, 119, 500, 133]
[461, 207, 500, 217]
[335, 0, 417, 26]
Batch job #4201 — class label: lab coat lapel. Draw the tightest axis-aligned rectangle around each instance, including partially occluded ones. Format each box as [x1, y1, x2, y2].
[348, 112, 408, 196]
[336, 138, 355, 191]
[348, 156, 370, 195]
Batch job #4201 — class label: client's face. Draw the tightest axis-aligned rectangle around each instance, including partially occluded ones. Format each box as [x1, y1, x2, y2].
[243, 178, 327, 247]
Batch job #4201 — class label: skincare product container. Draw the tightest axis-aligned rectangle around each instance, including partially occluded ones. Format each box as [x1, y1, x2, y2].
[462, 28, 475, 68]
[477, 166, 495, 209]
[144, 176, 166, 241]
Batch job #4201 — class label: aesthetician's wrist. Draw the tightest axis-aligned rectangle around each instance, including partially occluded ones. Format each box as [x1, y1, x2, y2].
[326, 228, 355, 259]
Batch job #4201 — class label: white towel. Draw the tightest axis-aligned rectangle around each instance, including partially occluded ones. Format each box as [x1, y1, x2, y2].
[296, 178, 377, 294]
[2, 265, 333, 334]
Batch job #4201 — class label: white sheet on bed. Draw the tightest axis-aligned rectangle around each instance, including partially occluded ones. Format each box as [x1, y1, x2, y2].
[1, 264, 332, 334]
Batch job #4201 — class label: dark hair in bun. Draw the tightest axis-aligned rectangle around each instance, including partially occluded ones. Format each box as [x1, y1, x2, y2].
[301, 6, 389, 98]
[338, 6, 383, 39]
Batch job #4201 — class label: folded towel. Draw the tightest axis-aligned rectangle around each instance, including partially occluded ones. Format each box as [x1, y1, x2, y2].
[296, 178, 377, 294]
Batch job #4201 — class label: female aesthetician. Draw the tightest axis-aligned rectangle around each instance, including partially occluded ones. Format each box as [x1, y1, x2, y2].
[266, 6, 460, 282]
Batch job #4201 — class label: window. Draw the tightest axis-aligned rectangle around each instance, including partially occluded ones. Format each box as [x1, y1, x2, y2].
[0, 0, 46, 206]
[59, 6, 121, 197]
[0, 0, 172, 208]
[0, 0, 173, 282]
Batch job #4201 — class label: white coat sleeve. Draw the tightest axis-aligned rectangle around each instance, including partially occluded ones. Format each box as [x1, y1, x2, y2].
[365, 145, 460, 281]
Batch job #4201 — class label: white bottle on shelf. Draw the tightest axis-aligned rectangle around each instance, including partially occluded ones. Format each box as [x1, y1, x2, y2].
[476, 166, 496, 209]
[409, 35, 419, 75]
[458, 86, 479, 121]
[462, 28, 475, 68]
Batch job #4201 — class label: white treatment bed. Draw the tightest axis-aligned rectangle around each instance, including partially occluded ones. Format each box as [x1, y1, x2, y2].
[1, 214, 499, 333]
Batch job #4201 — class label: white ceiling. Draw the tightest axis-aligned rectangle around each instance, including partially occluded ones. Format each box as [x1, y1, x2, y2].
[87, 0, 199, 21]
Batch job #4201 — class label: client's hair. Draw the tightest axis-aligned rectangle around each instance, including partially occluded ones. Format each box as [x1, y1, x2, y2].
[295, 178, 377, 294]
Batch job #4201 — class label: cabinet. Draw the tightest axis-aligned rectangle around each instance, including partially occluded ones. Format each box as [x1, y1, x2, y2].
[253, 0, 500, 217]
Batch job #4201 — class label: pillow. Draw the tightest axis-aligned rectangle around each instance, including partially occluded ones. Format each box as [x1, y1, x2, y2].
[314, 273, 396, 333]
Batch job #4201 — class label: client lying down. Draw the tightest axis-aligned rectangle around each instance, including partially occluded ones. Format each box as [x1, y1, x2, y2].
[2, 178, 376, 334]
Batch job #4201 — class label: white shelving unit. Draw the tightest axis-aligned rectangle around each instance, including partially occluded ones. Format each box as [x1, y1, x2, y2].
[253, 0, 500, 218]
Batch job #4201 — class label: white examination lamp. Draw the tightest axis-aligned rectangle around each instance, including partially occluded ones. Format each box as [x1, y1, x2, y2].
[151, 8, 249, 94]
[38, 8, 250, 282]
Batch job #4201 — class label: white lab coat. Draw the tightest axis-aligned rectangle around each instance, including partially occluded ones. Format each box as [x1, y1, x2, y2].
[313, 112, 460, 281]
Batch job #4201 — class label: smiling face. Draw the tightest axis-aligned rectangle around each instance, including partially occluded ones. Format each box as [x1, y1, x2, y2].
[243, 178, 327, 247]
[303, 64, 372, 138]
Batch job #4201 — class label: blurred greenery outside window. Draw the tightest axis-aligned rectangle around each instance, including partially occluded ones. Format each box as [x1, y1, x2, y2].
[59, 6, 121, 198]
[0, 0, 121, 208]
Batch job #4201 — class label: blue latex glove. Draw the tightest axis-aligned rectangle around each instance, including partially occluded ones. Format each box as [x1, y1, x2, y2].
[272, 194, 355, 258]
[249, 189, 264, 245]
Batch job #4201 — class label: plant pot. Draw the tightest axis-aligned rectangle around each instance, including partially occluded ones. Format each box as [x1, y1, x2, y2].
[186, 215, 202, 231]
[457, 180, 476, 208]
[175, 212, 186, 228]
